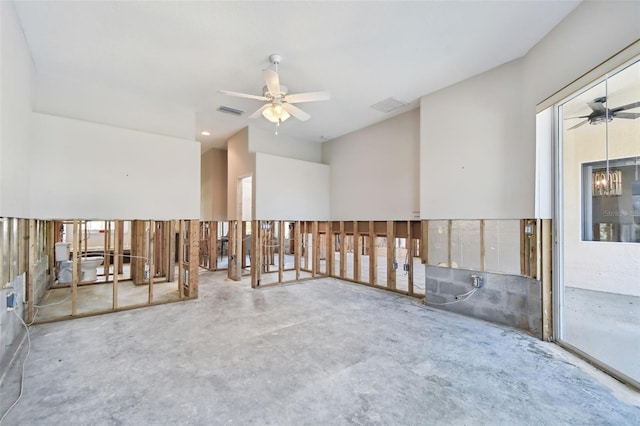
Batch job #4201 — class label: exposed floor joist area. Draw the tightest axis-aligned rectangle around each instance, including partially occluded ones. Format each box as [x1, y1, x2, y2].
[1, 271, 638, 424]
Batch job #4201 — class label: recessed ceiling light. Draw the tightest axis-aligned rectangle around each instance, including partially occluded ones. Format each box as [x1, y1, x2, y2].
[201, 131, 210, 136]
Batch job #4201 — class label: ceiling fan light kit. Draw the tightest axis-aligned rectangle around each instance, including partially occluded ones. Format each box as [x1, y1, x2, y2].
[262, 103, 290, 123]
[220, 53, 330, 133]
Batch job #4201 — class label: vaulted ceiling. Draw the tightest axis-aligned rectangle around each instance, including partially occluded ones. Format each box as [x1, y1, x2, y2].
[14, 1, 581, 151]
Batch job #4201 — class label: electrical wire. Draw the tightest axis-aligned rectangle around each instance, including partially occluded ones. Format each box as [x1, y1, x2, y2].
[424, 287, 478, 306]
[0, 310, 31, 425]
[33, 293, 71, 308]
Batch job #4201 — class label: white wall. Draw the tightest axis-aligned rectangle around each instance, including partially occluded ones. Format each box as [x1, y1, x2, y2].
[35, 75, 196, 141]
[30, 113, 200, 219]
[255, 153, 330, 220]
[526, 0, 640, 222]
[248, 125, 322, 163]
[524, 1, 640, 111]
[0, 1, 35, 217]
[421, 59, 526, 219]
[201, 148, 227, 221]
[322, 109, 420, 220]
[226, 128, 255, 220]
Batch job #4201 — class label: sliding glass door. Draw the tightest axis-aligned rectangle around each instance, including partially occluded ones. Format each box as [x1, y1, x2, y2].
[556, 58, 640, 387]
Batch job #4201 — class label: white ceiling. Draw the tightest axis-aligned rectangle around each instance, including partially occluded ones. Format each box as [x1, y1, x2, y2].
[14, 0, 581, 151]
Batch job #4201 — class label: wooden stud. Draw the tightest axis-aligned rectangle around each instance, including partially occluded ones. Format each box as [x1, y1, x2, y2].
[26, 219, 35, 324]
[47, 220, 55, 287]
[301, 222, 307, 271]
[131, 220, 146, 285]
[353, 221, 360, 282]
[251, 221, 257, 287]
[480, 219, 486, 272]
[117, 222, 124, 275]
[313, 221, 320, 277]
[407, 220, 414, 295]
[113, 220, 121, 310]
[72, 220, 80, 316]
[531, 219, 537, 279]
[212, 221, 219, 271]
[148, 220, 155, 303]
[178, 220, 185, 298]
[447, 220, 452, 268]
[102, 220, 110, 279]
[241, 221, 247, 269]
[251, 220, 259, 288]
[520, 219, 526, 276]
[188, 219, 200, 297]
[295, 221, 301, 280]
[328, 222, 340, 277]
[83, 222, 88, 259]
[270, 222, 275, 269]
[421, 220, 429, 265]
[278, 221, 284, 283]
[387, 221, 396, 290]
[166, 221, 175, 281]
[339, 221, 346, 278]
[541, 219, 553, 341]
[325, 221, 332, 276]
[369, 221, 376, 285]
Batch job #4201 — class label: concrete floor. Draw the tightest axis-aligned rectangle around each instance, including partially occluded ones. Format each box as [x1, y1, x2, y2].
[34, 279, 183, 322]
[1, 271, 639, 425]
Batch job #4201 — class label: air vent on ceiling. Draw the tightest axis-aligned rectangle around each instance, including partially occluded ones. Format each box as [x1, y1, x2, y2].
[217, 105, 244, 116]
[370, 97, 408, 113]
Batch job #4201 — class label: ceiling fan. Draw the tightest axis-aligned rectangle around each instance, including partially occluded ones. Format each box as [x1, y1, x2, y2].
[567, 96, 640, 130]
[220, 54, 330, 130]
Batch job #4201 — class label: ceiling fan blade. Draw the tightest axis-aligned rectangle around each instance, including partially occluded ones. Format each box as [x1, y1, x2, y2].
[282, 103, 310, 121]
[612, 112, 640, 119]
[587, 101, 606, 112]
[567, 120, 588, 130]
[263, 69, 281, 96]
[564, 115, 590, 120]
[249, 104, 271, 119]
[611, 101, 640, 112]
[285, 91, 331, 104]
[219, 90, 268, 101]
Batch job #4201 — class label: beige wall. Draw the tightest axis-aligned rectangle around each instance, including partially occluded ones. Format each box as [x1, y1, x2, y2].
[226, 128, 255, 220]
[420, 1, 640, 220]
[255, 153, 330, 220]
[421, 58, 526, 219]
[30, 113, 201, 220]
[201, 148, 227, 221]
[322, 109, 420, 220]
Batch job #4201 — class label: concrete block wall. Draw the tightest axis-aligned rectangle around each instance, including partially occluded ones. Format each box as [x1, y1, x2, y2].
[0, 259, 49, 381]
[0, 273, 26, 378]
[425, 265, 542, 338]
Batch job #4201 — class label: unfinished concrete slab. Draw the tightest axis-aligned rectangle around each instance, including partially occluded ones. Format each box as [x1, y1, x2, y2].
[2, 271, 639, 425]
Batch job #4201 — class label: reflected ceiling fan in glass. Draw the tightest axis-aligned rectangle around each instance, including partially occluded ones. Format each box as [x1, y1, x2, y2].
[566, 97, 640, 130]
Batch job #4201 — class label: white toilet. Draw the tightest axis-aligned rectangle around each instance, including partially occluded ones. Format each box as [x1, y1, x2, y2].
[80, 256, 104, 282]
[58, 256, 104, 283]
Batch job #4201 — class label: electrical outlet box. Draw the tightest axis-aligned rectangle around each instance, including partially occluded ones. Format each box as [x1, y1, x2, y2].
[392, 262, 398, 270]
[403, 264, 410, 272]
[6, 292, 17, 311]
[470, 275, 484, 288]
